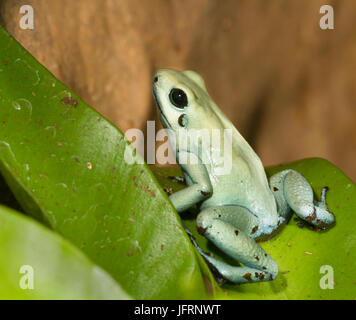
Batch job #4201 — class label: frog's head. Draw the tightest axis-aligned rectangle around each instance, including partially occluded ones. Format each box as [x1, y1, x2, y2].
[152, 69, 216, 131]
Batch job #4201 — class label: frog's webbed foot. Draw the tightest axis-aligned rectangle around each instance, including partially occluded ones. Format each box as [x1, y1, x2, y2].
[270, 170, 335, 230]
[194, 206, 278, 284]
[314, 186, 329, 208]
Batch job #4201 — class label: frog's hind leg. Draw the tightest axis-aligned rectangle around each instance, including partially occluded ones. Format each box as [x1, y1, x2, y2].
[195, 206, 278, 284]
[269, 170, 335, 229]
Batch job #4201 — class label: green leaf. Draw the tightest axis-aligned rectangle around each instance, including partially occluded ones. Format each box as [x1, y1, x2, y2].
[0, 204, 130, 299]
[0, 26, 213, 299]
[151, 158, 356, 300]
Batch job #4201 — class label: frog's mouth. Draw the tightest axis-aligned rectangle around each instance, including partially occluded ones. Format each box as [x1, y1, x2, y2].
[152, 89, 171, 129]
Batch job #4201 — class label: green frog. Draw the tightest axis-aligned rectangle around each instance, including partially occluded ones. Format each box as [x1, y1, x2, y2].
[152, 69, 335, 284]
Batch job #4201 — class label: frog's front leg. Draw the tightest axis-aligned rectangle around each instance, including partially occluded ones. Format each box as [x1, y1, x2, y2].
[196, 206, 278, 284]
[269, 170, 335, 229]
[169, 151, 212, 213]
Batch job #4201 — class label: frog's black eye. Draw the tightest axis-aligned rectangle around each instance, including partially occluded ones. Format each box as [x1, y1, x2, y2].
[169, 88, 188, 109]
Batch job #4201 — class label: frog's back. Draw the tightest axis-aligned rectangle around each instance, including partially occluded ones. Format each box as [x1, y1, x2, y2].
[202, 101, 278, 224]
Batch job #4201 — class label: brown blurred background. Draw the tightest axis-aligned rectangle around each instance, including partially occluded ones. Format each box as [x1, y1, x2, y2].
[1, 0, 355, 181]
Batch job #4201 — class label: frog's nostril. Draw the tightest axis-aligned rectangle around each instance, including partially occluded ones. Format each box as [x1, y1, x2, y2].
[153, 76, 159, 83]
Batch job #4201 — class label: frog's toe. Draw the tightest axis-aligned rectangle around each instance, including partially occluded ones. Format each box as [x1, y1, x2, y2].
[315, 186, 329, 208]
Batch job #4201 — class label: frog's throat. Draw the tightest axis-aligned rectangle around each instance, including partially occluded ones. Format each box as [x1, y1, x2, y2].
[152, 89, 171, 129]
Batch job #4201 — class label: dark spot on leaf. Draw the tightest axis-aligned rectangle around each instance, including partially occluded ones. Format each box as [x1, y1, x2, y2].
[141, 184, 156, 197]
[126, 248, 134, 256]
[61, 96, 78, 107]
[255, 256, 259, 261]
[132, 176, 155, 196]
[203, 275, 214, 296]
[201, 190, 211, 196]
[234, 230, 239, 236]
[132, 176, 138, 186]
[273, 187, 279, 191]
[262, 266, 267, 270]
[160, 244, 164, 250]
[259, 273, 265, 280]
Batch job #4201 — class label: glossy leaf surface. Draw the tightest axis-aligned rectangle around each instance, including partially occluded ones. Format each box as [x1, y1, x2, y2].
[0, 26, 212, 299]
